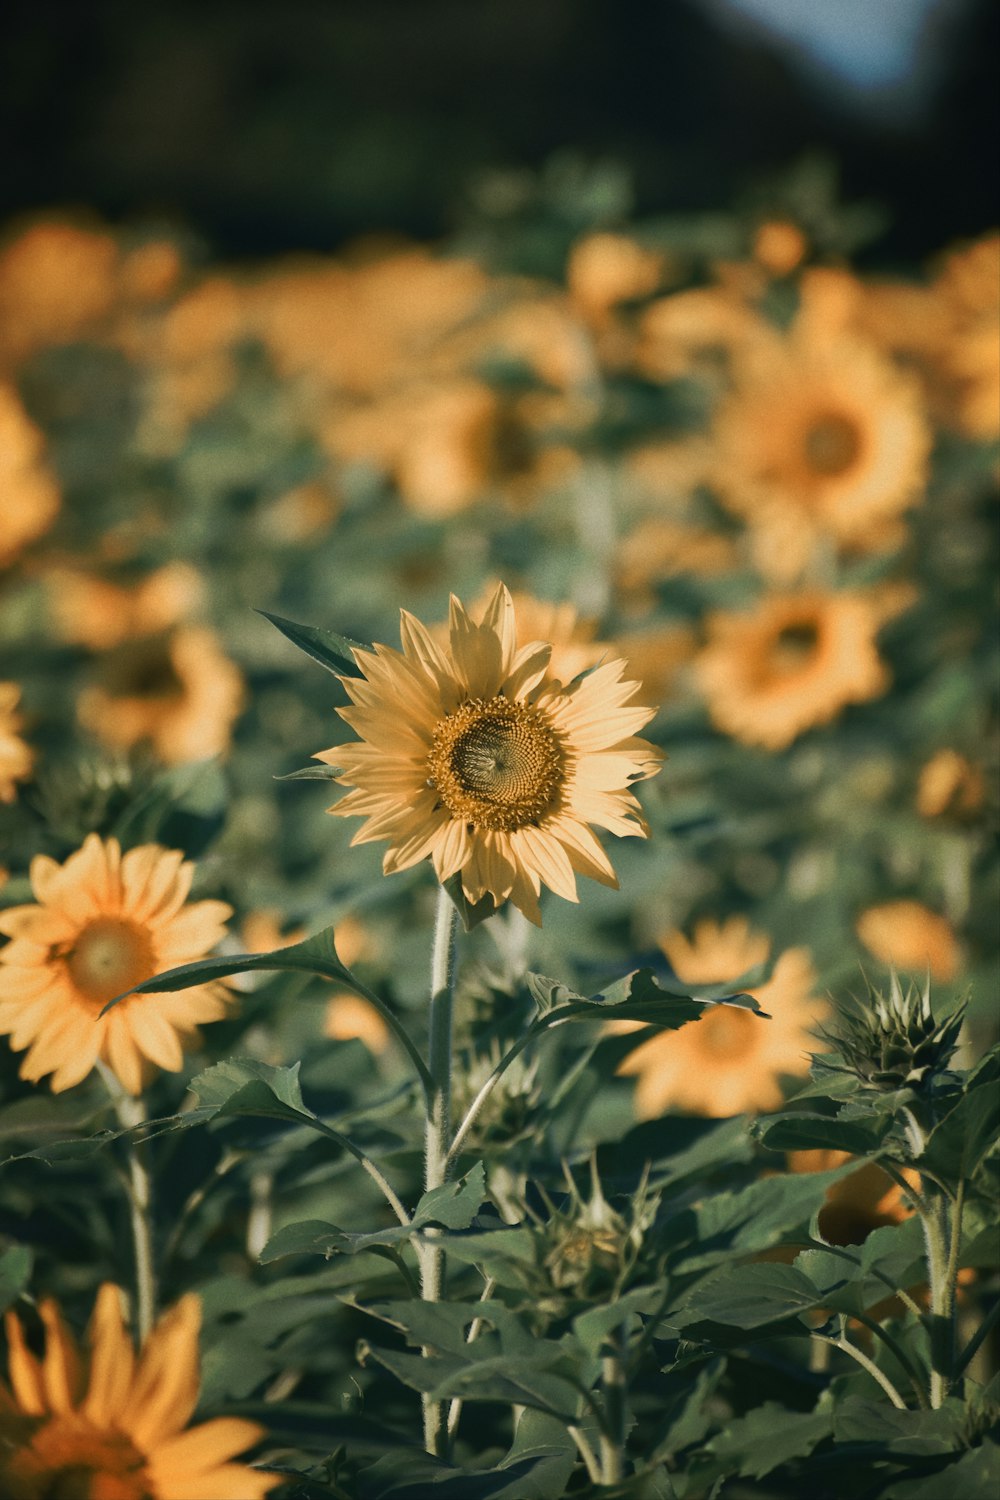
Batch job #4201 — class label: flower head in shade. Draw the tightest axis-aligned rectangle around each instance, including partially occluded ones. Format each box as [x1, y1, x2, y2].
[616, 917, 826, 1118]
[696, 590, 889, 751]
[787, 1149, 916, 1247]
[709, 272, 931, 580]
[317, 584, 660, 924]
[0, 384, 61, 568]
[0, 1283, 277, 1500]
[77, 625, 244, 765]
[0, 835, 232, 1093]
[0, 684, 33, 803]
[856, 900, 960, 983]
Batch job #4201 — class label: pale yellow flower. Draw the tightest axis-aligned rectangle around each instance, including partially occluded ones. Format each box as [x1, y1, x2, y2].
[856, 901, 960, 983]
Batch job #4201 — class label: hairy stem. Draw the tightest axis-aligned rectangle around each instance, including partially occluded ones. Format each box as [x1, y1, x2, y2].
[598, 1325, 629, 1485]
[98, 1064, 156, 1344]
[420, 887, 459, 1458]
[813, 1322, 908, 1410]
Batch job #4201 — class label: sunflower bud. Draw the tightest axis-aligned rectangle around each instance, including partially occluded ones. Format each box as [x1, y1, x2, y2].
[821, 970, 964, 1093]
[537, 1157, 657, 1299]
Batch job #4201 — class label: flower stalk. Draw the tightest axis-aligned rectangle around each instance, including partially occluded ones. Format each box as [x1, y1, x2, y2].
[98, 1062, 156, 1344]
[419, 885, 459, 1457]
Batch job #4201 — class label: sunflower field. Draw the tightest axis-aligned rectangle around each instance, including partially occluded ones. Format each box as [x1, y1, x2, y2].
[0, 129, 998, 1500]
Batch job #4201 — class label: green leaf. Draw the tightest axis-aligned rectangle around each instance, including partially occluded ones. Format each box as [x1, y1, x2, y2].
[883, 1443, 1000, 1500]
[417, 1162, 488, 1229]
[700, 1400, 833, 1480]
[256, 608, 371, 678]
[833, 1395, 966, 1455]
[756, 1108, 892, 1155]
[669, 1262, 824, 1332]
[274, 763, 344, 781]
[923, 1054, 1000, 1183]
[192, 1058, 308, 1115]
[524, 966, 765, 1037]
[101, 924, 372, 1015]
[443, 872, 500, 932]
[0, 1245, 32, 1312]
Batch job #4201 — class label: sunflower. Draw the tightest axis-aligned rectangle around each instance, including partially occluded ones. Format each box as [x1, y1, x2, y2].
[710, 276, 931, 580]
[0, 221, 118, 366]
[317, 584, 660, 923]
[0, 684, 33, 803]
[787, 1149, 916, 1247]
[916, 749, 985, 820]
[856, 900, 960, 983]
[932, 231, 1000, 440]
[47, 564, 204, 652]
[0, 384, 61, 568]
[616, 916, 825, 1118]
[1, 1283, 277, 1500]
[77, 625, 244, 765]
[695, 589, 889, 751]
[0, 834, 232, 1093]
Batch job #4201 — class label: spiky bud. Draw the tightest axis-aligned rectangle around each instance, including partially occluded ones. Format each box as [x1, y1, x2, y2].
[821, 970, 965, 1093]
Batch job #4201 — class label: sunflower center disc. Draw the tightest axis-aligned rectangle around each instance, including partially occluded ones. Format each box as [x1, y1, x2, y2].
[427, 695, 564, 832]
[8, 1413, 150, 1500]
[803, 412, 861, 477]
[66, 918, 156, 1007]
[770, 620, 821, 676]
[699, 1004, 757, 1059]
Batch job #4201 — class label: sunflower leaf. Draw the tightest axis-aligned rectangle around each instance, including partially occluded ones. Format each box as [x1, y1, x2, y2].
[0, 1245, 33, 1311]
[273, 763, 344, 780]
[100, 925, 372, 1014]
[256, 608, 371, 678]
[443, 873, 500, 932]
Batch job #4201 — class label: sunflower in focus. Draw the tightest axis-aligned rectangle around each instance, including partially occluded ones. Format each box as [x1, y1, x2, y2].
[77, 625, 244, 765]
[710, 277, 931, 580]
[0, 834, 232, 1093]
[696, 590, 889, 751]
[0, 684, 33, 803]
[317, 584, 660, 923]
[1, 1283, 277, 1500]
[616, 916, 825, 1117]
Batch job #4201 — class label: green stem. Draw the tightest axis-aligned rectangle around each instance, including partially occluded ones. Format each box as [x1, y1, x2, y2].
[419, 886, 459, 1459]
[98, 1064, 156, 1344]
[813, 1321, 908, 1409]
[598, 1325, 628, 1485]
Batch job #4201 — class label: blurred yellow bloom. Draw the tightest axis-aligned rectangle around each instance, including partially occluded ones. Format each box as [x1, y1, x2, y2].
[0, 684, 33, 803]
[635, 285, 760, 381]
[710, 273, 931, 580]
[932, 231, 1000, 440]
[0, 834, 232, 1093]
[47, 564, 204, 652]
[856, 900, 960, 983]
[752, 221, 808, 276]
[787, 1149, 916, 1246]
[696, 590, 889, 751]
[324, 995, 390, 1053]
[616, 916, 825, 1117]
[567, 232, 662, 326]
[916, 749, 985, 820]
[1, 1284, 277, 1499]
[0, 221, 118, 365]
[318, 583, 660, 923]
[0, 384, 61, 568]
[77, 626, 244, 765]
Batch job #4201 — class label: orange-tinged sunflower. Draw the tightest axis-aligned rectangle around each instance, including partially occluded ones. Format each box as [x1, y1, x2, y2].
[77, 625, 244, 765]
[0, 1283, 277, 1500]
[787, 1149, 916, 1247]
[317, 584, 660, 924]
[0, 684, 33, 803]
[710, 279, 931, 581]
[47, 564, 204, 652]
[916, 749, 985, 820]
[616, 916, 826, 1118]
[0, 834, 232, 1094]
[856, 900, 960, 983]
[0, 384, 61, 568]
[696, 590, 889, 751]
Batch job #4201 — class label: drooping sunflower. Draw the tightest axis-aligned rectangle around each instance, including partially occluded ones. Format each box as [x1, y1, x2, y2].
[0, 834, 232, 1093]
[695, 589, 889, 751]
[76, 625, 244, 765]
[0, 684, 33, 803]
[1, 1283, 277, 1500]
[616, 916, 826, 1118]
[317, 584, 660, 923]
[710, 274, 931, 580]
[856, 900, 960, 983]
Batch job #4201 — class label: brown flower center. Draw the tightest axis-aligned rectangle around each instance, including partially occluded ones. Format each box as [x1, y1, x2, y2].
[802, 413, 862, 477]
[769, 620, 821, 676]
[697, 1004, 757, 1059]
[427, 696, 564, 832]
[66, 919, 155, 1007]
[5, 1414, 151, 1500]
[104, 634, 185, 702]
